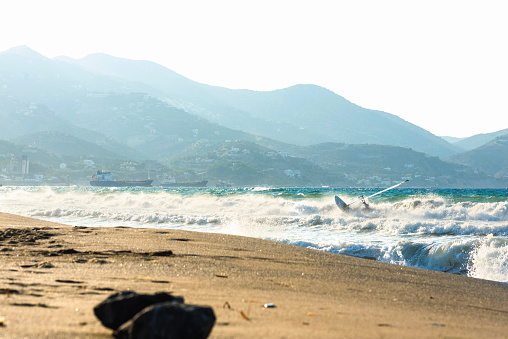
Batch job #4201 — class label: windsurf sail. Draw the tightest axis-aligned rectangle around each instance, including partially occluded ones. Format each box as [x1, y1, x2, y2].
[364, 179, 409, 200]
[334, 179, 409, 211]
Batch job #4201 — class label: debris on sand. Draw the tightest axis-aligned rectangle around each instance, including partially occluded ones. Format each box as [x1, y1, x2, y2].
[94, 291, 215, 339]
[94, 291, 184, 330]
[115, 301, 216, 339]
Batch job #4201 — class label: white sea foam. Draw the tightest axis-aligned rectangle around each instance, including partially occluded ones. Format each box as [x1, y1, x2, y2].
[1, 188, 316, 236]
[1, 187, 507, 282]
[468, 235, 508, 282]
[1, 188, 507, 235]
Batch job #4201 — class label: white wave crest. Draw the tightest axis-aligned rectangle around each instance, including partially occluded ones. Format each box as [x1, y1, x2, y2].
[2, 187, 508, 283]
[468, 235, 508, 283]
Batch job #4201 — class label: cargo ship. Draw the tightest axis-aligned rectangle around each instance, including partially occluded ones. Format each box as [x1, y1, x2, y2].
[161, 177, 207, 187]
[90, 171, 153, 187]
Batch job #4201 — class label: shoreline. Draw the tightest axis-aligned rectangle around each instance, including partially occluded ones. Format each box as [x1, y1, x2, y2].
[1, 211, 508, 338]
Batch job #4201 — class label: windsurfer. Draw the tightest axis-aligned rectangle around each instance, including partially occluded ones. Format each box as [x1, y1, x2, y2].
[360, 195, 370, 209]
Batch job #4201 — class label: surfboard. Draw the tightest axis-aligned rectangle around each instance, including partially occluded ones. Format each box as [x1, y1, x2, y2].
[334, 195, 349, 211]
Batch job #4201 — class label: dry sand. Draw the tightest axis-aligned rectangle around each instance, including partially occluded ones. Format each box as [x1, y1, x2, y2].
[1, 211, 508, 338]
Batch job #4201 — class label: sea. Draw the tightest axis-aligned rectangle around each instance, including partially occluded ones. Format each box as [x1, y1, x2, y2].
[1, 185, 507, 283]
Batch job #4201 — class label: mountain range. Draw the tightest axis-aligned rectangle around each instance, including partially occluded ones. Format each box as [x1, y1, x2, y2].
[446, 128, 508, 151]
[67, 52, 462, 158]
[448, 134, 508, 178]
[1, 46, 507, 187]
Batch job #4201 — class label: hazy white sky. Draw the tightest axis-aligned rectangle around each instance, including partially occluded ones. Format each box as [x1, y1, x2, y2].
[1, 0, 507, 137]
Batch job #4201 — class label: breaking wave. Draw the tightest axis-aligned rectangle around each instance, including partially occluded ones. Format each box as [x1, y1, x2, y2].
[1, 186, 507, 282]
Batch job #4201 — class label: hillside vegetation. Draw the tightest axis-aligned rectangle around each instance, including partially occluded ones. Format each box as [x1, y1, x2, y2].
[0, 46, 507, 187]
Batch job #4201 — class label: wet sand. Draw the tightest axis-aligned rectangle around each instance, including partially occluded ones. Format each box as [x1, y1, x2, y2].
[1, 211, 508, 338]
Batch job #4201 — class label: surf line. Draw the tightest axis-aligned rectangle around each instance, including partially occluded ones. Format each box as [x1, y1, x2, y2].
[334, 180, 409, 212]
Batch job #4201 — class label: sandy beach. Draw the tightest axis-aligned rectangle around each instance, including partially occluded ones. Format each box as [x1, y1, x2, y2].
[1, 212, 508, 338]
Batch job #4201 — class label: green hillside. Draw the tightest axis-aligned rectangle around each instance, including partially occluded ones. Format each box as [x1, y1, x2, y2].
[12, 131, 125, 159]
[70, 52, 460, 157]
[163, 141, 496, 188]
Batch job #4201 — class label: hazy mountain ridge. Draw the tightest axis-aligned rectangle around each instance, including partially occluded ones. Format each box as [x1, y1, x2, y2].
[204, 85, 460, 157]
[12, 131, 125, 159]
[0, 46, 150, 102]
[70, 54, 329, 146]
[1, 47, 269, 158]
[452, 129, 508, 151]
[1, 46, 507, 187]
[69, 52, 461, 157]
[0, 95, 146, 159]
[61, 92, 267, 159]
[448, 133, 508, 178]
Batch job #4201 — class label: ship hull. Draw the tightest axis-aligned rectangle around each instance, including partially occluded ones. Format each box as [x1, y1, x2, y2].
[162, 180, 207, 188]
[90, 180, 153, 187]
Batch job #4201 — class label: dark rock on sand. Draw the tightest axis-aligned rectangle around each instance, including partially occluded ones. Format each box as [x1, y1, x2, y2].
[114, 301, 216, 339]
[94, 291, 184, 330]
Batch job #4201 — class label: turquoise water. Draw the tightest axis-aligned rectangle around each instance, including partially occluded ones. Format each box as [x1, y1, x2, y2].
[1, 186, 507, 282]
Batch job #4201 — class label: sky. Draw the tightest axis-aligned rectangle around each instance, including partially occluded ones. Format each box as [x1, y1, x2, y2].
[1, 0, 507, 138]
